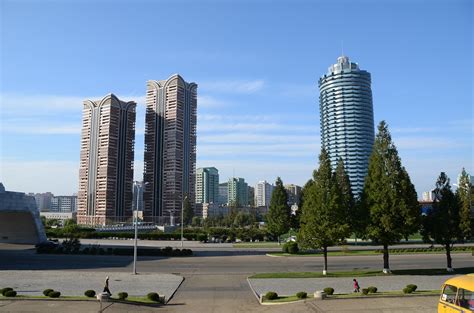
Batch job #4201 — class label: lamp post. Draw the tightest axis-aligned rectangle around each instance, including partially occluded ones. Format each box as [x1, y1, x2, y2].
[181, 194, 188, 248]
[133, 182, 148, 275]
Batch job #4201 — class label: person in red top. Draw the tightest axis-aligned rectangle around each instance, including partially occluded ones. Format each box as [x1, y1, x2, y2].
[353, 279, 360, 292]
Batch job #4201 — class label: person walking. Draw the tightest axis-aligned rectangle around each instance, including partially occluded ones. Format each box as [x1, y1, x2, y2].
[353, 278, 360, 293]
[103, 276, 111, 296]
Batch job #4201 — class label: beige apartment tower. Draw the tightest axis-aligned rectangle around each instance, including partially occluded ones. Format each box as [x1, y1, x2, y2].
[77, 94, 136, 225]
[143, 74, 197, 223]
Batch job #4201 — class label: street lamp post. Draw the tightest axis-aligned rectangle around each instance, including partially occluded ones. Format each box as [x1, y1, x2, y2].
[133, 182, 148, 275]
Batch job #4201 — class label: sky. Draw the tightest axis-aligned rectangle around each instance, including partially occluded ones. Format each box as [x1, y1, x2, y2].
[0, 0, 472, 198]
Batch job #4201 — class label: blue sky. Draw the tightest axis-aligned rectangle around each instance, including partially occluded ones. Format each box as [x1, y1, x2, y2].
[1, 0, 472, 197]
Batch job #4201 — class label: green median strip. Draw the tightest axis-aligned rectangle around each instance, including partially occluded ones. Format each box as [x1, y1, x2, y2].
[262, 290, 440, 304]
[268, 249, 471, 257]
[3, 295, 161, 304]
[249, 267, 474, 279]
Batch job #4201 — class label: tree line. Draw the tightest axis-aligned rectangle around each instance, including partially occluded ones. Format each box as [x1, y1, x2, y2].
[266, 121, 473, 274]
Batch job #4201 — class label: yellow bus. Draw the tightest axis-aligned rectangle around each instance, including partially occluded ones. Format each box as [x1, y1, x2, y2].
[439, 274, 474, 313]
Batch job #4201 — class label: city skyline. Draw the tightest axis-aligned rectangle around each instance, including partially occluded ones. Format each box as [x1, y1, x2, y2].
[1, 0, 472, 198]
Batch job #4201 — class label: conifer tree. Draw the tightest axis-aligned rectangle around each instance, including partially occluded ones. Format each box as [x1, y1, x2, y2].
[267, 177, 291, 244]
[457, 168, 472, 240]
[334, 158, 354, 227]
[361, 121, 420, 273]
[182, 195, 194, 226]
[298, 149, 350, 275]
[422, 172, 462, 271]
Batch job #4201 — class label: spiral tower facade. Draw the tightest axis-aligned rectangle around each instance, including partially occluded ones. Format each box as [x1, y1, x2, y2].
[319, 56, 374, 196]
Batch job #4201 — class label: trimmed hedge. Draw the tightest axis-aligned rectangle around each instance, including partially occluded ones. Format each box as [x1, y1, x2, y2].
[265, 291, 278, 300]
[361, 288, 369, 295]
[43, 289, 54, 296]
[118, 292, 128, 300]
[367, 286, 377, 293]
[49, 291, 61, 298]
[403, 287, 413, 294]
[296, 291, 307, 299]
[84, 290, 96, 298]
[282, 242, 299, 254]
[406, 284, 417, 292]
[374, 246, 474, 254]
[37, 245, 193, 257]
[147, 292, 160, 302]
[1, 288, 13, 296]
[4, 290, 17, 297]
[323, 287, 334, 295]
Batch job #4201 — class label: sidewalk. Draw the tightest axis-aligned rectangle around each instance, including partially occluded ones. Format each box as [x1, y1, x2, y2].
[0, 271, 183, 300]
[248, 275, 452, 296]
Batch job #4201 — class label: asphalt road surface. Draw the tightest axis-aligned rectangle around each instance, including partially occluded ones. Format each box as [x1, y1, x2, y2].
[0, 243, 470, 312]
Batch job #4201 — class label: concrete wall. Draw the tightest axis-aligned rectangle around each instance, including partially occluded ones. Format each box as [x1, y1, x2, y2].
[0, 184, 47, 244]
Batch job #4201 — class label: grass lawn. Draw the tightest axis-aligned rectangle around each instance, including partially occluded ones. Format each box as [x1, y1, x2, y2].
[268, 249, 472, 257]
[249, 267, 474, 279]
[2, 295, 162, 304]
[262, 290, 440, 304]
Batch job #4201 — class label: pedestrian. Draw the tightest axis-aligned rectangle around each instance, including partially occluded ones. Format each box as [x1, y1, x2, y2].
[353, 278, 360, 293]
[103, 276, 111, 296]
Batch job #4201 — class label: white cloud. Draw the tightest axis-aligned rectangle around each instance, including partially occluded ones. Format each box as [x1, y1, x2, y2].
[199, 80, 265, 93]
[197, 95, 230, 108]
[393, 136, 469, 149]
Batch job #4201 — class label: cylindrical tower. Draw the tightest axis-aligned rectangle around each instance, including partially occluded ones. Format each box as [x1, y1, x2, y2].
[319, 56, 375, 196]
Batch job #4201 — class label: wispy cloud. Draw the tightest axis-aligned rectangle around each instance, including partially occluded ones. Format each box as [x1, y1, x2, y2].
[199, 80, 265, 94]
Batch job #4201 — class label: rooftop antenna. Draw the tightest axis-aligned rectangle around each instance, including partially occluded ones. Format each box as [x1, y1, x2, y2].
[233, 168, 235, 179]
[341, 40, 344, 57]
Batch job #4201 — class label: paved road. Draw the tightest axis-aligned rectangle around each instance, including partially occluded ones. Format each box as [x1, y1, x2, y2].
[0, 243, 469, 312]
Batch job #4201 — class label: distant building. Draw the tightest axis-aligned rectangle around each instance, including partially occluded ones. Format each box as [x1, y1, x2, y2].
[285, 184, 302, 205]
[255, 181, 273, 208]
[133, 181, 145, 211]
[40, 212, 77, 222]
[77, 94, 136, 226]
[51, 196, 77, 212]
[319, 55, 375, 196]
[143, 75, 197, 224]
[196, 167, 219, 204]
[200, 203, 226, 219]
[248, 186, 255, 207]
[422, 190, 435, 202]
[33, 192, 54, 212]
[228, 177, 248, 207]
[218, 182, 228, 205]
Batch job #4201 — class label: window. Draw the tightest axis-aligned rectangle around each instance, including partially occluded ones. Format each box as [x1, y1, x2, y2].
[441, 284, 457, 304]
[457, 288, 474, 310]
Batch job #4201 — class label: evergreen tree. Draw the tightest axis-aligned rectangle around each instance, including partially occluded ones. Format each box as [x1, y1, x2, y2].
[298, 149, 350, 275]
[182, 195, 194, 226]
[361, 121, 420, 273]
[267, 177, 291, 244]
[334, 158, 354, 227]
[422, 172, 462, 271]
[457, 168, 472, 240]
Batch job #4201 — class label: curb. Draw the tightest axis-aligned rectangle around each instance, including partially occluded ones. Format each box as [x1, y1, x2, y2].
[165, 274, 185, 304]
[246, 277, 262, 304]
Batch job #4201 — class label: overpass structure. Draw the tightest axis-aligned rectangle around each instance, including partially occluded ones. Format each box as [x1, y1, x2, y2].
[0, 183, 47, 244]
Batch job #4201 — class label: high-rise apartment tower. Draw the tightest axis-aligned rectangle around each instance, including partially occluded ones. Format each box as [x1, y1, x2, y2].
[143, 74, 197, 223]
[255, 180, 274, 208]
[319, 56, 375, 196]
[196, 167, 219, 204]
[77, 94, 136, 225]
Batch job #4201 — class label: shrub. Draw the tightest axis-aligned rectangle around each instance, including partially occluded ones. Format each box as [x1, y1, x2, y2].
[406, 284, 417, 292]
[361, 288, 369, 295]
[84, 290, 96, 298]
[4, 290, 16, 297]
[323, 287, 334, 295]
[367, 286, 377, 293]
[49, 291, 61, 298]
[1, 288, 13, 296]
[296, 291, 307, 299]
[403, 287, 413, 294]
[147, 292, 160, 302]
[265, 291, 278, 300]
[43, 289, 54, 296]
[118, 292, 128, 300]
[287, 242, 299, 254]
[282, 243, 289, 253]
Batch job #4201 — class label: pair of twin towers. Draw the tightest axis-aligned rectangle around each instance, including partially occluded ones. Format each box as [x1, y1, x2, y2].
[77, 74, 197, 226]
